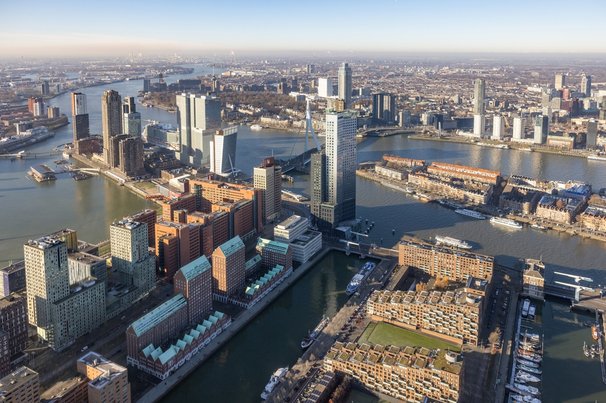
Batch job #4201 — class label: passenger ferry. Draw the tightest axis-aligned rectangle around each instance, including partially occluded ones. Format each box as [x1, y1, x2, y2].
[346, 274, 365, 295]
[490, 216, 523, 229]
[454, 208, 486, 220]
[435, 235, 472, 249]
[300, 316, 330, 349]
[261, 367, 288, 400]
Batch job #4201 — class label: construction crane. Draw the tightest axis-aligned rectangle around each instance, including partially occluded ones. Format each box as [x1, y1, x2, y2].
[554, 272, 593, 284]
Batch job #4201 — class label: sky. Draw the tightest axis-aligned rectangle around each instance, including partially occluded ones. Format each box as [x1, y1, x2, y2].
[2, 0, 606, 58]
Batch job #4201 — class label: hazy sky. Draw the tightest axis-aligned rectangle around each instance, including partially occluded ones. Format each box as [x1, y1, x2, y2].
[2, 0, 606, 58]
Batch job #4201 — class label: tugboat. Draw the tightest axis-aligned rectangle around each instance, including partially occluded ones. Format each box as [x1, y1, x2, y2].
[260, 367, 288, 400]
[301, 316, 330, 349]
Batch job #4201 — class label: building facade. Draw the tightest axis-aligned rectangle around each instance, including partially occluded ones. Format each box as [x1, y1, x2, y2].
[337, 63, 352, 108]
[174, 256, 213, 326]
[398, 237, 494, 282]
[211, 236, 245, 300]
[101, 90, 122, 166]
[0, 366, 39, 403]
[77, 351, 131, 403]
[367, 290, 483, 345]
[209, 127, 238, 176]
[253, 157, 282, 224]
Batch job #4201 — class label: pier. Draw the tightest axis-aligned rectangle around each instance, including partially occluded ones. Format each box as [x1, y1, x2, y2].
[0, 150, 63, 160]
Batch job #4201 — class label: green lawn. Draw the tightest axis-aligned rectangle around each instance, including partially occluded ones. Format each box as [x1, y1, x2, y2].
[358, 322, 461, 352]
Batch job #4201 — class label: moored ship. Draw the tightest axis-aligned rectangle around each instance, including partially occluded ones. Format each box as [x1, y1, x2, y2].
[261, 367, 288, 400]
[490, 216, 523, 229]
[346, 274, 364, 295]
[301, 316, 330, 349]
[454, 208, 486, 220]
[435, 235, 472, 249]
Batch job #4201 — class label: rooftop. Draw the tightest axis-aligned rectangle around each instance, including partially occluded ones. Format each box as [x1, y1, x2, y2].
[40, 376, 85, 400]
[0, 260, 24, 274]
[276, 215, 306, 230]
[78, 351, 127, 389]
[257, 238, 290, 255]
[26, 236, 64, 250]
[0, 366, 38, 395]
[111, 218, 144, 230]
[128, 294, 187, 337]
[216, 236, 244, 258]
[177, 255, 211, 281]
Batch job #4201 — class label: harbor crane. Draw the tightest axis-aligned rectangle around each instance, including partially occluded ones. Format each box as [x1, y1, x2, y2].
[554, 272, 593, 284]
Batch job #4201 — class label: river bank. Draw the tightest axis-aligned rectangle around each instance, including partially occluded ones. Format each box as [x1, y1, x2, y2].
[138, 246, 334, 402]
[409, 134, 598, 160]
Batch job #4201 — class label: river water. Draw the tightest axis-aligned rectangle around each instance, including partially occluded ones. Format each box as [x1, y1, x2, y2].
[1, 67, 604, 401]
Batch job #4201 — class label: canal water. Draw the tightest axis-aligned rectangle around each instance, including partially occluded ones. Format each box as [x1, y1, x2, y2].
[163, 250, 363, 403]
[1, 66, 605, 401]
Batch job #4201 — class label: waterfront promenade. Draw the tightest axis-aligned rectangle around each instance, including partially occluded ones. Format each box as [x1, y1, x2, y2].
[137, 247, 333, 403]
[267, 255, 397, 402]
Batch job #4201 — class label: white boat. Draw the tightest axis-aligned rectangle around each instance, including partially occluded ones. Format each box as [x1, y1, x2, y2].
[516, 370, 541, 383]
[346, 274, 364, 295]
[522, 299, 530, 317]
[261, 367, 288, 400]
[517, 358, 540, 368]
[435, 235, 472, 249]
[514, 383, 540, 396]
[587, 154, 606, 161]
[454, 209, 486, 220]
[518, 364, 542, 375]
[250, 124, 263, 131]
[490, 216, 523, 229]
[530, 223, 547, 230]
[361, 261, 376, 274]
[528, 305, 536, 320]
[301, 316, 330, 349]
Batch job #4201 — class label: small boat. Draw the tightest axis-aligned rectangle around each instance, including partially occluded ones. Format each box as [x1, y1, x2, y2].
[516, 358, 540, 368]
[454, 208, 486, 220]
[518, 365, 542, 375]
[514, 383, 540, 396]
[516, 371, 540, 383]
[522, 299, 530, 317]
[531, 223, 547, 230]
[587, 154, 606, 161]
[528, 305, 536, 320]
[260, 367, 288, 400]
[301, 316, 330, 349]
[250, 124, 263, 131]
[490, 216, 523, 229]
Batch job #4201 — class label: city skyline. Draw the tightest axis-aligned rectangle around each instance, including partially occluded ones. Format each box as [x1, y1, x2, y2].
[2, 0, 606, 58]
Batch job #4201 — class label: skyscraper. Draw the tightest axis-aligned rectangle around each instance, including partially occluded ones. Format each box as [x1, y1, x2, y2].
[110, 219, 156, 294]
[512, 117, 525, 140]
[372, 93, 397, 123]
[176, 93, 222, 167]
[491, 115, 504, 140]
[71, 92, 90, 149]
[117, 136, 145, 177]
[122, 96, 141, 137]
[555, 73, 566, 90]
[317, 78, 334, 98]
[338, 63, 352, 108]
[581, 74, 592, 97]
[311, 111, 356, 229]
[473, 114, 485, 136]
[473, 78, 485, 114]
[209, 127, 238, 176]
[24, 236, 106, 350]
[533, 115, 549, 144]
[587, 119, 598, 148]
[211, 236, 245, 300]
[253, 157, 282, 224]
[101, 90, 123, 166]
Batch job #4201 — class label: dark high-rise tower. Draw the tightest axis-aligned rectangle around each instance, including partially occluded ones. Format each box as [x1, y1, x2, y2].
[101, 90, 123, 166]
[338, 63, 352, 109]
[71, 92, 89, 152]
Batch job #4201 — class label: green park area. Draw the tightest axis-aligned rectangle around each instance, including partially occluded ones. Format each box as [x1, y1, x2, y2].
[358, 322, 461, 352]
